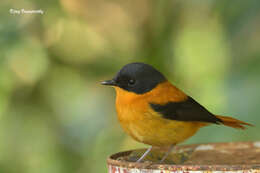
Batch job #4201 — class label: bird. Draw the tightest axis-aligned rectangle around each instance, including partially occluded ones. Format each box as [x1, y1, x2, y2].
[101, 62, 252, 163]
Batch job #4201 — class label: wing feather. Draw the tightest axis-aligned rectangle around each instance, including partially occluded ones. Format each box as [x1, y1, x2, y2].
[150, 96, 222, 124]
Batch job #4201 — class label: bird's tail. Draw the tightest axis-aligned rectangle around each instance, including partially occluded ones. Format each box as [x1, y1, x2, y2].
[216, 115, 253, 129]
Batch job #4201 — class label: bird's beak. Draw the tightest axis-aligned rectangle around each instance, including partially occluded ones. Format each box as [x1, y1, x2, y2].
[101, 79, 117, 86]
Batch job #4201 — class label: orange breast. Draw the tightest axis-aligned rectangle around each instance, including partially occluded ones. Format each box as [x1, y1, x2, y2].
[114, 82, 203, 146]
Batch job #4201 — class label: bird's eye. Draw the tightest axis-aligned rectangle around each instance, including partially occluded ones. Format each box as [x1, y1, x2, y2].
[128, 79, 135, 86]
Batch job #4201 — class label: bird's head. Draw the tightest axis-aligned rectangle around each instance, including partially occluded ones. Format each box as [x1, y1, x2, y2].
[101, 62, 166, 94]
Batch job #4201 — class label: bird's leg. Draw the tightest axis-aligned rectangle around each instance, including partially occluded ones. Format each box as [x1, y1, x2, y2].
[159, 144, 175, 163]
[136, 146, 153, 163]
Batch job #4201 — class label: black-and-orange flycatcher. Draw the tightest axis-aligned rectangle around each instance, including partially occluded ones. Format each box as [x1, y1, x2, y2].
[101, 62, 252, 163]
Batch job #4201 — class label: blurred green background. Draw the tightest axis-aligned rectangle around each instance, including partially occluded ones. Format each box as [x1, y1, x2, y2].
[1, 0, 260, 172]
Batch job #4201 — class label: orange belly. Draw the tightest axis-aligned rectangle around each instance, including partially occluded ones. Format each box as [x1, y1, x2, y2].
[118, 107, 202, 146]
[114, 84, 204, 147]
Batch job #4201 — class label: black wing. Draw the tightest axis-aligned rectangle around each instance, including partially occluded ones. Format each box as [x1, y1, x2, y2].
[150, 96, 222, 124]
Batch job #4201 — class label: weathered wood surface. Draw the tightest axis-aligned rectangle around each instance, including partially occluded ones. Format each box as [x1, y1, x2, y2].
[107, 141, 260, 173]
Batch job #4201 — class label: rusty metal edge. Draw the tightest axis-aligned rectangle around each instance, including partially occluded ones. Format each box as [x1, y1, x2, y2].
[107, 141, 260, 171]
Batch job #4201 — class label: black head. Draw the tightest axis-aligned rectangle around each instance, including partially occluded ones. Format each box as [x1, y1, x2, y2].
[101, 63, 167, 94]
